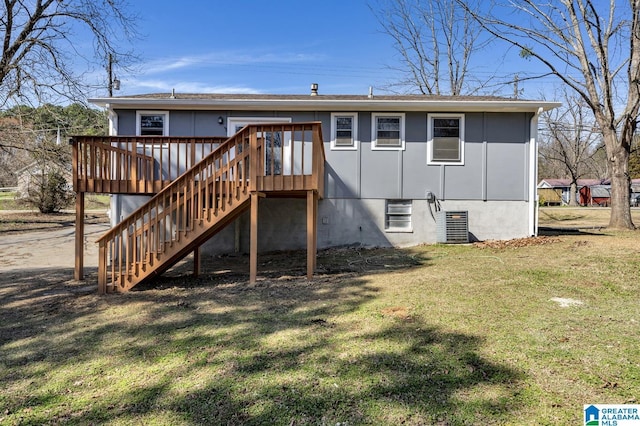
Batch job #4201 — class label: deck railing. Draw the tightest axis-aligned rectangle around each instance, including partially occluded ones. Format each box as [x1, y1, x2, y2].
[71, 136, 228, 194]
[91, 122, 324, 292]
[251, 122, 325, 195]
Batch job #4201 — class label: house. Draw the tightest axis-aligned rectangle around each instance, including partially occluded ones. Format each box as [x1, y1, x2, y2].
[539, 178, 640, 206]
[72, 90, 559, 292]
[537, 178, 608, 205]
[631, 179, 640, 206]
[579, 184, 611, 206]
[15, 161, 72, 199]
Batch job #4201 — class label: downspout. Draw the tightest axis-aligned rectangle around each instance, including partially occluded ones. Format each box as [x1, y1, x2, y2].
[106, 104, 120, 229]
[529, 107, 543, 236]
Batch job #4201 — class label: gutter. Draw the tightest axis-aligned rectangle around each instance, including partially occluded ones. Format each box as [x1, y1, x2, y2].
[89, 97, 561, 113]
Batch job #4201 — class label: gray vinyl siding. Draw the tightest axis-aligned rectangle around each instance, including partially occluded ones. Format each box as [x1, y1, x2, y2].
[114, 109, 532, 202]
[360, 149, 402, 199]
[355, 112, 403, 199]
[442, 140, 484, 199]
[323, 113, 365, 199]
[484, 113, 530, 200]
[116, 109, 136, 135]
[325, 154, 359, 198]
[486, 142, 529, 200]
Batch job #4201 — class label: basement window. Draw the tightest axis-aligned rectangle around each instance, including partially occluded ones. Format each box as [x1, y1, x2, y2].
[385, 199, 412, 232]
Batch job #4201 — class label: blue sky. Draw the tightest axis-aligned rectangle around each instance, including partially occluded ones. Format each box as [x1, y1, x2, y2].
[100, 0, 556, 98]
[105, 0, 395, 96]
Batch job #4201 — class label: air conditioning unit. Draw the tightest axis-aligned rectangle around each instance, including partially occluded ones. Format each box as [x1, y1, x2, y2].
[436, 211, 469, 243]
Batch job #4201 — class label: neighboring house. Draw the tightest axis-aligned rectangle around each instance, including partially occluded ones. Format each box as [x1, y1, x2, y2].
[631, 180, 640, 206]
[536, 178, 565, 205]
[537, 178, 607, 205]
[538, 178, 640, 206]
[73, 91, 559, 292]
[579, 184, 611, 206]
[15, 161, 72, 199]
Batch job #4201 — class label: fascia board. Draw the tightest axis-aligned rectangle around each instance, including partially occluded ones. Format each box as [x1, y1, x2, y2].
[90, 97, 561, 112]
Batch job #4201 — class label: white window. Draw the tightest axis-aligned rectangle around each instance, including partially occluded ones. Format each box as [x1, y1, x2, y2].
[428, 113, 465, 165]
[385, 199, 412, 232]
[330, 113, 358, 150]
[372, 113, 405, 150]
[137, 111, 169, 136]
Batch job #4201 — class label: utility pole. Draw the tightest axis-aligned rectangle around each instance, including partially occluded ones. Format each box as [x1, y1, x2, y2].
[513, 74, 519, 99]
[107, 53, 120, 97]
[108, 53, 113, 97]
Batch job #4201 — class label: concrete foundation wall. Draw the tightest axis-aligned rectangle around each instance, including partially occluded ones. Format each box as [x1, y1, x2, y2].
[195, 197, 531, 255]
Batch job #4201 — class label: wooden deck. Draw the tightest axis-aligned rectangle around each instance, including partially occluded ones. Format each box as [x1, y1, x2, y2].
[71, 122, 325, 292]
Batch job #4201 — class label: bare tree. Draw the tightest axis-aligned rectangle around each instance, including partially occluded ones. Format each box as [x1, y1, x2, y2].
[0, 103, 106, 188]
[457, 0, 639, 229]
[0, 0, 138, 107]
[630, 135, 640, 178]
[539, 91, 605, 205]
[372, 0, 492, 95]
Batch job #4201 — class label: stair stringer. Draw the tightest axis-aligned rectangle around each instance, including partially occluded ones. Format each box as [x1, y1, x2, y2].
[110, 192, 251, 292]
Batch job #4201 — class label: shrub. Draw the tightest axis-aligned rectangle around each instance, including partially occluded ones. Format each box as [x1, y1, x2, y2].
[25, 169, 74, 213]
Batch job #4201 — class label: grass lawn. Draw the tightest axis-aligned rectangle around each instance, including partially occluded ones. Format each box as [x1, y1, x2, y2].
[0, 193, 109, 233]
[0, 191, 21, 210]
[0, 192, 109, 212]
[539, 206, 640, 229]
[1, 210, 639, 424]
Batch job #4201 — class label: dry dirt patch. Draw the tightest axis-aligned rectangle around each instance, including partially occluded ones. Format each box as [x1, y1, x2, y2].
[474, 236, 561, 249]
[0, 211, 107, 234]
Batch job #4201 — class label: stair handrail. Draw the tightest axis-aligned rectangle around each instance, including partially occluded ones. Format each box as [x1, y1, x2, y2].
[96, 128, 252, 245]
[95, 121, 324, 291]
[95, 121, 324, 245]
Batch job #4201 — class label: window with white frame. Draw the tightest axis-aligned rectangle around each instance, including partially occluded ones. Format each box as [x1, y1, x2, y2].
[330, 113, 358, 149]
[137, 111, 169, 136]
[372, 113, 405, 150]
[428, 113, 464, 164]
[385, 199, 412, 231]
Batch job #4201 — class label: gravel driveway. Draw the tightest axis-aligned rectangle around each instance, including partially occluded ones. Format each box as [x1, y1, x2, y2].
[0, 222, 110, 291]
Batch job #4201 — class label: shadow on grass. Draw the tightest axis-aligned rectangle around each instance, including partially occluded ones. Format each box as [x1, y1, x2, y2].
[539, 211, 586, 222]
[0, 250, 524, 425]
[538, 226, 607, 236]
[140, 246, 430, 291]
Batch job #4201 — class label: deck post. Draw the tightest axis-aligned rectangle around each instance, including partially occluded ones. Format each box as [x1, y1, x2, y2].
[306, 190, 318, 279]
[74, 191, 85, 280]
[98, 241, 107, 294]
[249, 192, 259, 283]
[193, 246, 201, 277]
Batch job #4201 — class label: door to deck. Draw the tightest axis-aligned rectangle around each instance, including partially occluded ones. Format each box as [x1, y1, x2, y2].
[227, 117, 295, 176]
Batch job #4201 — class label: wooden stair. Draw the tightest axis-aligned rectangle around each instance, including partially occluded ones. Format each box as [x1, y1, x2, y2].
[73, 122, 325, 293]
[96, 129, 252, 293]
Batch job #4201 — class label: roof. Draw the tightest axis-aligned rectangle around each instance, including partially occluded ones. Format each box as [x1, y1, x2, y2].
[89, 92, 561, 113]
[589, 185, 611, 198]
[538, 178, 640, 189]
[537, 178, 609, 188]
